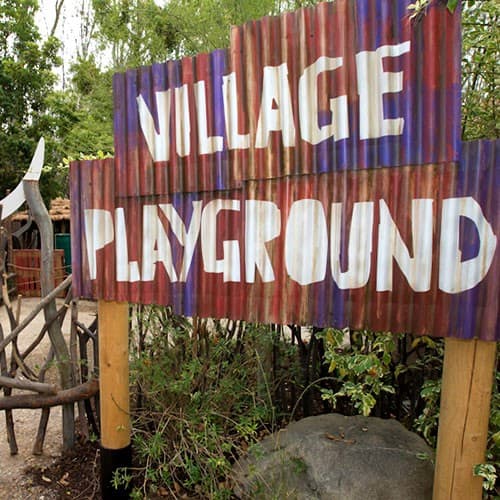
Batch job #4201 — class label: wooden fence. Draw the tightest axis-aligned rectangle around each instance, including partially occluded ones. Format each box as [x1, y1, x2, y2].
[11, 249, 66, 297]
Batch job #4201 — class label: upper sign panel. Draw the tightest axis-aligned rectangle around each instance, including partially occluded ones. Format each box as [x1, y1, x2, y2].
[113, 0, 461, 197]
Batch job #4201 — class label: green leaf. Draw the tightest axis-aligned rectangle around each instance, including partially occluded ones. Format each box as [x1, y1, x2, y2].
[473, 463, 498, 491]
[447, 0, 459, 13]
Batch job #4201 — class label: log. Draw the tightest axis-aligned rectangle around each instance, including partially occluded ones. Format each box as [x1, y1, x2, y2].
[0, 379, 99, 410]
[0, 375, 57, 395]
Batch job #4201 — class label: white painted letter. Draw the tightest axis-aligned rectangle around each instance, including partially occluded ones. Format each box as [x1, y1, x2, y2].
[245, 200, 280, 283]
[299, 56, 349, 144]
[439, 197, 497, 293]
[201, 199, 241, 282]
[142, 205, 178, 282]
[222, 72, 250, 149]
[115, 208, 140, 282]
[194, 80, 224, 154]
[285, 199, 328, 285]
[159, 201, 203, 282]
[84, 209, 114, 280]
[175, 84, 191, 157]
[255, 64, 296, 148]
[137, 90, 171, 161]
[377, 198, 433, 292]
[356, 41, 411, 139]
[330, 202, 374, 289]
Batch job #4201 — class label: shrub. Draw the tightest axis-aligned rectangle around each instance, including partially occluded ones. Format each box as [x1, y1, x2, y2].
[121, 306, 301, 498]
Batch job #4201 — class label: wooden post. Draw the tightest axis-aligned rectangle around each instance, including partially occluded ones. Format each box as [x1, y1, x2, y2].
[433, 338, 497, 500]
[98, 300, 131, 499]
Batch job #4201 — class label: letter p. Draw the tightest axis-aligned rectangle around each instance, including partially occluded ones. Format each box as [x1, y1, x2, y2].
[84, 209, 114, 280]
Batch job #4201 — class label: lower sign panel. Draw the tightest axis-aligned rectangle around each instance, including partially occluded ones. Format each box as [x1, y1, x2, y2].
[70, 141, 499, 340]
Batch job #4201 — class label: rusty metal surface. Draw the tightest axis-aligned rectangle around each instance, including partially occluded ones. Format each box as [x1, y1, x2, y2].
[70, 140, 499, 339]
[69, 1, 500, 341]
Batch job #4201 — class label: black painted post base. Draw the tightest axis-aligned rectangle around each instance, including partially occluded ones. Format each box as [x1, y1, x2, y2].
[100, 444, 132, 499]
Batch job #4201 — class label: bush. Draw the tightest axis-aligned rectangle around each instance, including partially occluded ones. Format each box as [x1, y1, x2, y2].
[121, 306, 302, 498]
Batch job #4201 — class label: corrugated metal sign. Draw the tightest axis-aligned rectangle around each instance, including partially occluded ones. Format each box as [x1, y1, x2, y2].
[112, 0, 461, 196]
[70, 1, 499, 340]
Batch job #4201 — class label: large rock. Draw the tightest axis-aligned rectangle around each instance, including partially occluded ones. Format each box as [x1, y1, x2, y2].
[233, 414, 434, 499]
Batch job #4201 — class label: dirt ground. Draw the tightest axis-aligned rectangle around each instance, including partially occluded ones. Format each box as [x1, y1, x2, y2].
[0, 297, 98, 499]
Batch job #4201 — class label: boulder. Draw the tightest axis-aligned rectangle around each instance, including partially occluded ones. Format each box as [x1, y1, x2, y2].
[232, 414, 434, 499]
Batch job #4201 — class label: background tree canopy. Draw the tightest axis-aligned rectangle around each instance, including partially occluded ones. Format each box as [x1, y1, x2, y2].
[0, 0, 497, 202]
[0, 0, 60, 200]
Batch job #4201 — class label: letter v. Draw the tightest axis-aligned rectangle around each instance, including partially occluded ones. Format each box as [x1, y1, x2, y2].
[137, 90, 172, 161]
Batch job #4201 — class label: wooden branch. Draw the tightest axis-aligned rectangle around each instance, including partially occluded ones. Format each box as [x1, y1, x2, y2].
[50, 0, 66, 37]
[33, 408, 51, 455]
[24, 179, 75, 450]
[71, 299, 89, 441]
[21, 292, 71, 360]
[0, 274, 72, 354]
[0, 375, 57, 395]
[11, 339, 37, 381]
[22, 182, 72, 375]
[0, 321, 17, 454]
[38, 346, 55, 382]
[2, 274, 17, 330]
[0, 379, 99, 410]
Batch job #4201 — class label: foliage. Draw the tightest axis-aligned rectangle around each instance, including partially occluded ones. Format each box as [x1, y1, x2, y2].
[118, 310, 499, 498]
[91, 0, 178, 70]
[408, 0, 462, 19]
[319, 329, 396, 416]
[107, 303, 500, 498]
[0, 0, 60, 199]
[484, 366, 500, 491]
[52, 58, 115, 160]
[461, 0, 499, 139]
[162, 0, 297, 57]
[118, 306, 301, 498]
[413, 378, 441, 447]
[318, 329, 445, 421]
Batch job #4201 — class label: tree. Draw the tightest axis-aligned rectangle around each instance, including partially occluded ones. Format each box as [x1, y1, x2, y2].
[92, 0, 178, 70]
[0, 0, 61, 199]
[160, 0, 320, 58]
[461, 0, 499, 139]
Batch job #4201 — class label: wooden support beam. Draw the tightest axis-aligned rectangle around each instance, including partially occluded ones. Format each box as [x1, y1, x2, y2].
[433, 338, 497, 500]
[98, 300, 131, 499]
